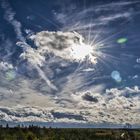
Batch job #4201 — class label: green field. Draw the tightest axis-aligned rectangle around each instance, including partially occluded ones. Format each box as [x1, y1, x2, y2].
[0, 126, 140, 140]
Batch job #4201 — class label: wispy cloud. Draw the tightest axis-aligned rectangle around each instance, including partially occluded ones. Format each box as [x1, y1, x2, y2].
[54, 0, 139, 38]
[1, 0, 25, 42]
[1, 0, 58, 90]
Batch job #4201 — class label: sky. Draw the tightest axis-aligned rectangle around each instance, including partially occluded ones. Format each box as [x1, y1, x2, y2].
[0, 0, 140, 128]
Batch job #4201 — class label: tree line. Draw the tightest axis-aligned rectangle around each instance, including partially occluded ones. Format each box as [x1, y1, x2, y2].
[0, 124, 139, 140]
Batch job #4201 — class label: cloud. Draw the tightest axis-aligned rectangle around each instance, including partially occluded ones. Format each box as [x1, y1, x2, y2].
[69, 86, 140, 125]
[17, 30, 97, 91]
[82, 93, 98, 103]
[17, 42, 45, 67]
[0, 106, 86, 123]
[30, 31, 97, 63]
[0, 82, 139, 125]
[54, 0, 139, 40]
[1, 0, 25, 42]
[105, 86, 140, 98]
[95, 1, 140, 9]
[1, 0, 59, 91]
[0, 39, 15, 62]
[0, 61, 13, 71]
[51, 111, 85, 121]
[16, 41, 57, 90]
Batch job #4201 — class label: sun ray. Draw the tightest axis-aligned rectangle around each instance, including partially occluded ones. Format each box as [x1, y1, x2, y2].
[26, 6, 60, 29]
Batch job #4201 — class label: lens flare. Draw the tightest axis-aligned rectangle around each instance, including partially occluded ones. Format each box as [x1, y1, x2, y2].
[117, 38, 128, 44]
[111, 71, 122, 82]
[5, 70, 16, 81]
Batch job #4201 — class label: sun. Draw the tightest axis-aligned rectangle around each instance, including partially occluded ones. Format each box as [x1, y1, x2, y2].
[70, 43, 97, 64]
[29, 31, 97, 64]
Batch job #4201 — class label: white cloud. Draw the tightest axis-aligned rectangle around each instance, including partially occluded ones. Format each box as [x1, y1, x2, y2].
[0, 61, 13, 71]
[69, 86, 140, 125]
[30, 31, 97, 64]
[0, 84, 139, 125]
[17, 31, 97, 91]
[16, 41, 57, 90]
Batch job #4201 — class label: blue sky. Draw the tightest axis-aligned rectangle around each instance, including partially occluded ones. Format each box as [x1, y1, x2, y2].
[0, 0, 140, 127]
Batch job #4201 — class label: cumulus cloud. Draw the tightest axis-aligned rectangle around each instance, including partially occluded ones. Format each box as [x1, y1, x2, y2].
[16, 41, 57, 90]
[0, 82, 140, 126]
[17, 42, 45, 67]
[17, 30, 97, 91]
[82, 93, 98, 102]
[30, 31, 97, 64]
[0, 61, 13, 71]
[105, 86, 140, 99]
[69, 86, 140, 125]
[0, 106, 86, 123]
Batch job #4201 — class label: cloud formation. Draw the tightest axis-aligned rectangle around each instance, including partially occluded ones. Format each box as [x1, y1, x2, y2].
[30, 31, 97, 64]
[0, 82, 139, 126]
[54, 0, 139, 42]
[0, 61, 13, 71]
[17, 30, 97, 91]
[0, 0, 140, 127]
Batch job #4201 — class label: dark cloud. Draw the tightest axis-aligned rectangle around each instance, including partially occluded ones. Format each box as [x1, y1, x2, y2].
[51, 111, 84, 121]
[82, 93, 98, 103]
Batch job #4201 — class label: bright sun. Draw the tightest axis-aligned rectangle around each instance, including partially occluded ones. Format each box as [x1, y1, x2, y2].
[71, 43, 97, 64]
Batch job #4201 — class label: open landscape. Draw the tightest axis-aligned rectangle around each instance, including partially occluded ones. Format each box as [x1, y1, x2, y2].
[0, 0, 140, 139]
[0, 126, 140, 140]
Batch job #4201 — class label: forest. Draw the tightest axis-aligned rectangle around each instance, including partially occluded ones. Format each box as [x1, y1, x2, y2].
[0, 125, 140, 140]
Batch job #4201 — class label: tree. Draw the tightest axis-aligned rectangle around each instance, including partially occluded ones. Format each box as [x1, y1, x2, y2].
[6, 123, 9, 129]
